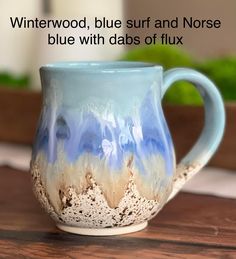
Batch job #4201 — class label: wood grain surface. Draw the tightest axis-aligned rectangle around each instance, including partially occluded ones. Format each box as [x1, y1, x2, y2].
[0, 88, 235, 169]
[0, 166, 236, 258]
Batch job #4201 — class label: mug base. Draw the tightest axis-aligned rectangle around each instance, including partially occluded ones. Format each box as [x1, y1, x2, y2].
[56, 221, 148, 236]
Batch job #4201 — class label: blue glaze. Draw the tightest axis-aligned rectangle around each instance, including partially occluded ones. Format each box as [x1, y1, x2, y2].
[33, 62, 175, 177]
[33, 92, 174, 175]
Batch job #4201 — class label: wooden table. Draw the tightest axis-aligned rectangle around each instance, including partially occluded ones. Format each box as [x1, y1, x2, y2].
[0, 166, 236, 258]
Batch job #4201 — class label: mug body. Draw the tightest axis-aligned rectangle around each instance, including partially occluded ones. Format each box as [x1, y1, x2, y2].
[30, 61, 175, 235]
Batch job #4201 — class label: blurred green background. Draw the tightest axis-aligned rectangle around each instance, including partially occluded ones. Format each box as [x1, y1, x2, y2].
[121, 45, 236, 105]
[0, 72, 30, 89]
[1, 44, 236, 105]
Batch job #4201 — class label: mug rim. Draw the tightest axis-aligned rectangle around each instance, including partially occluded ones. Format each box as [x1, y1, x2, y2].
[40, 61, 162, 73]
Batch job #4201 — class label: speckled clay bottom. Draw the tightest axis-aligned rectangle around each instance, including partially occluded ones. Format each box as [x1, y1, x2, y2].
[57, 222, 148, 236]
[31, 160, 168, 232]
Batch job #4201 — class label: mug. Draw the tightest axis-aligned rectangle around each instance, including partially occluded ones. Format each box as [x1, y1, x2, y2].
[30, 61, 225, 236]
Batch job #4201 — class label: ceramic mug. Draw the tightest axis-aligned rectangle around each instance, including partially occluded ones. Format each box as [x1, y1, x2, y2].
[30, 61, 225, 236]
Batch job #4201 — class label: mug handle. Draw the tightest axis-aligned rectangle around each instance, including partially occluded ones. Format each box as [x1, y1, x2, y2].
[162, 68, 225, 201]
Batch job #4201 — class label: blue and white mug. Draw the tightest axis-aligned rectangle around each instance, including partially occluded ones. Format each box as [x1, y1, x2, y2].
[30, 61, 225, 235]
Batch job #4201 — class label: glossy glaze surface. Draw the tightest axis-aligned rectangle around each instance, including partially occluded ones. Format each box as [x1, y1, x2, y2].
[31, 62, 175, 229]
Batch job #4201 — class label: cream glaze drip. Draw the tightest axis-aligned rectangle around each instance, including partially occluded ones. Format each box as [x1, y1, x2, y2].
[33, 146, 173, 212]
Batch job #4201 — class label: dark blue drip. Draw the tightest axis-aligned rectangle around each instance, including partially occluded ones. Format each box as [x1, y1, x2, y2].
[56, 116, 70, 140]
[79, 131, 103, 157]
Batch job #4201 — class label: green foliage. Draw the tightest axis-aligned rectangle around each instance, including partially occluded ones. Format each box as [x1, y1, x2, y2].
[121, 44, 236, 104]
[0, 72, 30, 89]
[163, 81, 202, 105]
[197, 57, 236, 101]
[121, 44, 195, 68]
